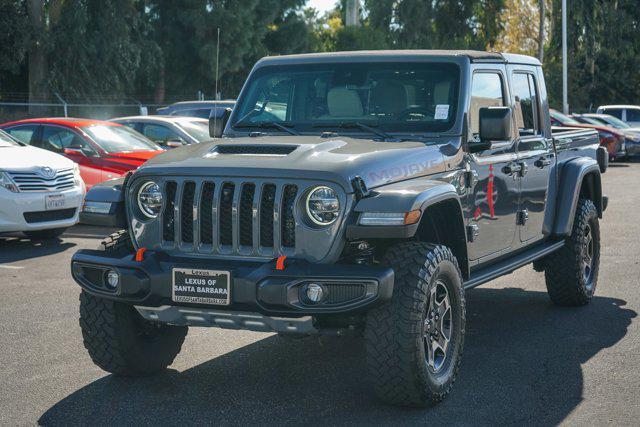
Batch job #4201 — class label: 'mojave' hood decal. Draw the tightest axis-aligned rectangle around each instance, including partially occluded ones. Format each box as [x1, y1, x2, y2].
[139, 135, 450, 191]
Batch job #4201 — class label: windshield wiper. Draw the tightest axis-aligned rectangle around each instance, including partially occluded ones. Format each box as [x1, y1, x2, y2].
[233, 120, 299, 136]
[313, 122, 394, 141]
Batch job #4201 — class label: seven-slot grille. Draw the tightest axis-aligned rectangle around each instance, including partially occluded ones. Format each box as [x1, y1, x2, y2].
[7, 168, 75, 192]
[160, 179, 298, 256]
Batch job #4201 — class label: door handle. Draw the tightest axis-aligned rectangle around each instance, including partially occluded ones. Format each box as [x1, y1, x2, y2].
[534, 157, 553, 168]
[502, 162, 522, 176]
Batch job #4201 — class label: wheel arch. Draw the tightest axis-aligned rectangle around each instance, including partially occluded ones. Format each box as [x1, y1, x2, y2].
[415, 198, 470, 280]
[553, 158, 603, 237]
[349, 178, 469, 278]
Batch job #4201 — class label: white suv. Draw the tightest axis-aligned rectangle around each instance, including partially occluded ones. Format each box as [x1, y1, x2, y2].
[0, 130, 85, 240]
[597, 105, 640, 127]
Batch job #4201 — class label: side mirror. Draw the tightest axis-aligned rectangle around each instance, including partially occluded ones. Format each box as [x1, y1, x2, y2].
[64, 147, 85, 157]
[469, 107, 512, 153]
[209, 107, 232, 138]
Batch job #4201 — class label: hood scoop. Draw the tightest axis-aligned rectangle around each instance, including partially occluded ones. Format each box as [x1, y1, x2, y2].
[206, 144, 298, 157]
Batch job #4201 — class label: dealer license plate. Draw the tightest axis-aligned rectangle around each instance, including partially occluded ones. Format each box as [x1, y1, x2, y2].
[45, 194, 66, 210]
[172, 268, 231, 305]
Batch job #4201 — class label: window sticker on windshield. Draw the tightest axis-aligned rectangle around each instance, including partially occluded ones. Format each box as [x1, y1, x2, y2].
[435, 105, 450, 120]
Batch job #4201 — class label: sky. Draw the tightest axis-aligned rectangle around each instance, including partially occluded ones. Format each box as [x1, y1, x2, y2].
[306, 0, 337, 14]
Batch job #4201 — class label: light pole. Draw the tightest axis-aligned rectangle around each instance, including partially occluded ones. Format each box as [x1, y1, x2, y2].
[562, 0, 568, 114]
[346, 0, 360, 27]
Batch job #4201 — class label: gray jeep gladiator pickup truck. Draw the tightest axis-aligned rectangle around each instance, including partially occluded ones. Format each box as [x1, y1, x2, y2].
[72, 50, 608, 407]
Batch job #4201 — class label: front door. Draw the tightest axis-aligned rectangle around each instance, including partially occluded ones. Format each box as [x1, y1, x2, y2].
[509, 68, 553, 243]
[466, 67, 519, 261]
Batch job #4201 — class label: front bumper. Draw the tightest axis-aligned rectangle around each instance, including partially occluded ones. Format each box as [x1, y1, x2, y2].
[0, 186, 84, 233]
[71, 249, 394, 322]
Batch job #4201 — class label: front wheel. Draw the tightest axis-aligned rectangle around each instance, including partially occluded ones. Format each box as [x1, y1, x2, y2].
[79, 291, 188, 376]
[365, 242, 465, 407]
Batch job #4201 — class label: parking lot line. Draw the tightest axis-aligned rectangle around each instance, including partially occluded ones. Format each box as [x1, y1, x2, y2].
[0, 265, 24, 270]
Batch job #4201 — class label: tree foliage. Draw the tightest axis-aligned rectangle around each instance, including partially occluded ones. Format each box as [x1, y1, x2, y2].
[545, 0, 640, 109]
[0, 0, 29, 95]
[0, 0, 638, 110]
[47, 0, 159, 101]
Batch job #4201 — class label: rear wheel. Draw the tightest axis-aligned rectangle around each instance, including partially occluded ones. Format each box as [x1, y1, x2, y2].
[544, 198, 600, 306]
[78, 229, 188, 375]
[24, 227, 67, 240]
[365, 242, 465, 407]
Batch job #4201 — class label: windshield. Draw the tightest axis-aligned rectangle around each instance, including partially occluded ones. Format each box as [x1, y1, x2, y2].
[233, 62, 460, 134]
[176, 120, 211, 142]
[596, 115, 630, 129]
[83, 125, 161, 153]
[0, 130, 20, 147]
[551, 110, 580, 125]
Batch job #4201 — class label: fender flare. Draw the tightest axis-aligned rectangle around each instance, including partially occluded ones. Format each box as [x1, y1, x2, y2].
[553, 158, 603, 237]
[79, 177, 128, 228]
[347, 178, 465, 239]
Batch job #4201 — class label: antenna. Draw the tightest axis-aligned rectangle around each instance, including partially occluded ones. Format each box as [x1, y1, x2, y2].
[213, 27, 220, 137]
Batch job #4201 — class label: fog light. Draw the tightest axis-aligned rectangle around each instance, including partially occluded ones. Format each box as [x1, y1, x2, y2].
[105, 270, 120, 289]
[304, 283, 325, 304]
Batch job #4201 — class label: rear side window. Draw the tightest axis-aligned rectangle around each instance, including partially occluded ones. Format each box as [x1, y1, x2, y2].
[470, 72, 505, 135]
[603, 108, 623, 119]
[5, 125, 38, 145]
[626, 109, 640, 122]
[512, 73, 540, 137]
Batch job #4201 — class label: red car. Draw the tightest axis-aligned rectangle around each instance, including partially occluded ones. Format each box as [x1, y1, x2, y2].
[550, 109, 626, 160]
[1, 118, 164, 188]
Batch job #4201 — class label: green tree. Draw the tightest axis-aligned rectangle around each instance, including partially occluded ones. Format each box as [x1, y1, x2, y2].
[0, 0, 29, 99]
[147, 0, 308, 101]
[47, 0, 160, 101]
[363, 0, 506, 50]
[545, 0, 640, 110]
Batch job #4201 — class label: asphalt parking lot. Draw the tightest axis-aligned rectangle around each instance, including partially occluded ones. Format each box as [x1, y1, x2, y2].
[1, 161, 639, 426]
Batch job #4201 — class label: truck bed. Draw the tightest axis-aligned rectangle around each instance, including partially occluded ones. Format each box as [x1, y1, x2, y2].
[551, 126, 600, 153]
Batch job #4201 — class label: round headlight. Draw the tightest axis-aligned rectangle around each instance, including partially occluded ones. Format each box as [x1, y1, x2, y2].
[137, 181, 162, 219]
[306, 186, 339, 226]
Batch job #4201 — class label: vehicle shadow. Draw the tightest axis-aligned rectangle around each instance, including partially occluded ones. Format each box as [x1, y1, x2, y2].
[60, 225, 117, 240]
[0, 235, 75, 264]
[39, 289, 635, 425]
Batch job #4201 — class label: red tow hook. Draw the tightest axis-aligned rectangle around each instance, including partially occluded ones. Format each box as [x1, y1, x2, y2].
[135, 247, 148, 262]
[275, 255, 287, 271]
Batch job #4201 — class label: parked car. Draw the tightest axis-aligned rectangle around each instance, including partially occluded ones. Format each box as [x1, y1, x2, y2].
[155, 100, 235, 119]
[71, 50, 608, 407]
[0, 129, 84, 240]
[574, 113, 640, 132]
[573, 113, 640, 156]
[1, 118, 164, 189]
[550, 109, 626, 160]
[596, 105, 640, 127]
[110, 116, 211, 147]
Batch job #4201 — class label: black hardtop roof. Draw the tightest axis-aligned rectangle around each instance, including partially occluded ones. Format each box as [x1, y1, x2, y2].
[256, 50, 541, 67]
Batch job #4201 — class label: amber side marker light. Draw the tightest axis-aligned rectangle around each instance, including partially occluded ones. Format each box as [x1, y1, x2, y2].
[403, 210, 422, 225]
